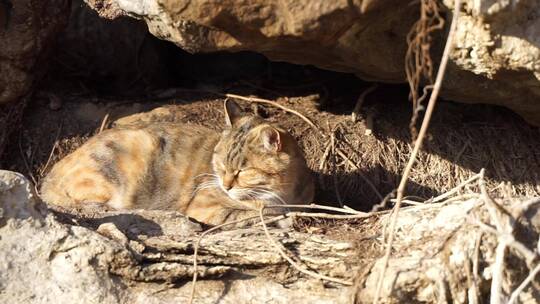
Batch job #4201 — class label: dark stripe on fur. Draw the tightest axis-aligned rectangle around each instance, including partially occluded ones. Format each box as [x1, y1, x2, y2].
[90, 153, 121, 185]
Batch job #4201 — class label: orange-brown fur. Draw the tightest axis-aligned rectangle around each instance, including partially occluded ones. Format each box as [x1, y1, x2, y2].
[40, 100, 314, 225]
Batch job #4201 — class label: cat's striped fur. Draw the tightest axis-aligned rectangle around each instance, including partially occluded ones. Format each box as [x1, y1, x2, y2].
[40, 100, 314, 225]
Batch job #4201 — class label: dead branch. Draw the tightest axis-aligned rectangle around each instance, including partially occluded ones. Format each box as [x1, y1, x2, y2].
[373, 1, 461, 302]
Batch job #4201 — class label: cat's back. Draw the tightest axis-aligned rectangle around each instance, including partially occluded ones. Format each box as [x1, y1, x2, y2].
[40, 122, 219, 209]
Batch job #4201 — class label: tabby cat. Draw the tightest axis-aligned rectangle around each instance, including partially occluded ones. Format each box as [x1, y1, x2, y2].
[40, 100, 314, 225]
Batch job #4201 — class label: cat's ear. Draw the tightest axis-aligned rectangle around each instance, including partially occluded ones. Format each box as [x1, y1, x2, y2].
[260, 127, 282, 152]
[224, 99, 244, 126]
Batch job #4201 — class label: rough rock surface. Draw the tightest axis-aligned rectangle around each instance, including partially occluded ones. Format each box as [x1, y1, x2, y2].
[0, 0, 70, 105]
[1, 169, 540, 303]
[83, 0, 540, 125]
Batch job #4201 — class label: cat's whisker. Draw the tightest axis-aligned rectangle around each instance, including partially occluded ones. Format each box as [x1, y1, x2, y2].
[250, 188, 287, 205]
[192, 177, 222, 198]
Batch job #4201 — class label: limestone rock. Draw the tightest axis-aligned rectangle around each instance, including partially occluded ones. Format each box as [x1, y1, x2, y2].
[83, 0, 540, 125]
[442, 0, 540, 126]
[0, 171, 45, 223]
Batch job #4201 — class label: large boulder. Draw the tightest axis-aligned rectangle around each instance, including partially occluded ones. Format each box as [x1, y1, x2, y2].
[83, 0, 540, 125]
[0, 0, 70, 105]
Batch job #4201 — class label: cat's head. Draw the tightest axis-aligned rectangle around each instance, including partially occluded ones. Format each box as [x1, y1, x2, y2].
[211, 99, 314, 209]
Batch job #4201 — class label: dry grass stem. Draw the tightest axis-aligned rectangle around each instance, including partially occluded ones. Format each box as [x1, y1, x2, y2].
[389, 198, 424, 206]
[265, 203, 370, 215]
[318, 142, 332, 171]
[39, 122, 63, 177]
[286, 211, 371, 220]
[352, 84, 378, 123]
[98, 113, 110, 133]
[431, 172, 482, 203]
[330, 133, 344, 206]
[364, 111, 374, 135]
[370, 191, 396, 212]
[258, 208, 353, 285]
[479, 169, 505, 231]
[373, 1, 461, 302]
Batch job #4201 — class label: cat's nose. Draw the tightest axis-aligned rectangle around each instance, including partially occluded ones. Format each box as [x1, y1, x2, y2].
[223, 173, 234, 190]
[222, 178, 233, 191]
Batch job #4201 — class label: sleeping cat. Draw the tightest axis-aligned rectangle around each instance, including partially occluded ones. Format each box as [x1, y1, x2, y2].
[40, 100, 314, 225]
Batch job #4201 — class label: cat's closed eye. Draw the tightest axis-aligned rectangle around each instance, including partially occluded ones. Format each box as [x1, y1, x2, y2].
[238, 169, 271, 186]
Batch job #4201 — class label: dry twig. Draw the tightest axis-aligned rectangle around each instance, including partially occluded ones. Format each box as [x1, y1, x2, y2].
[431, 172, 482, 203]
[224, 93, 319, 132]
[286, 211, 371, 220]
[373, 1, 461, 302]
[265, 203, 369, 215]
[491, 240, 507, 304]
